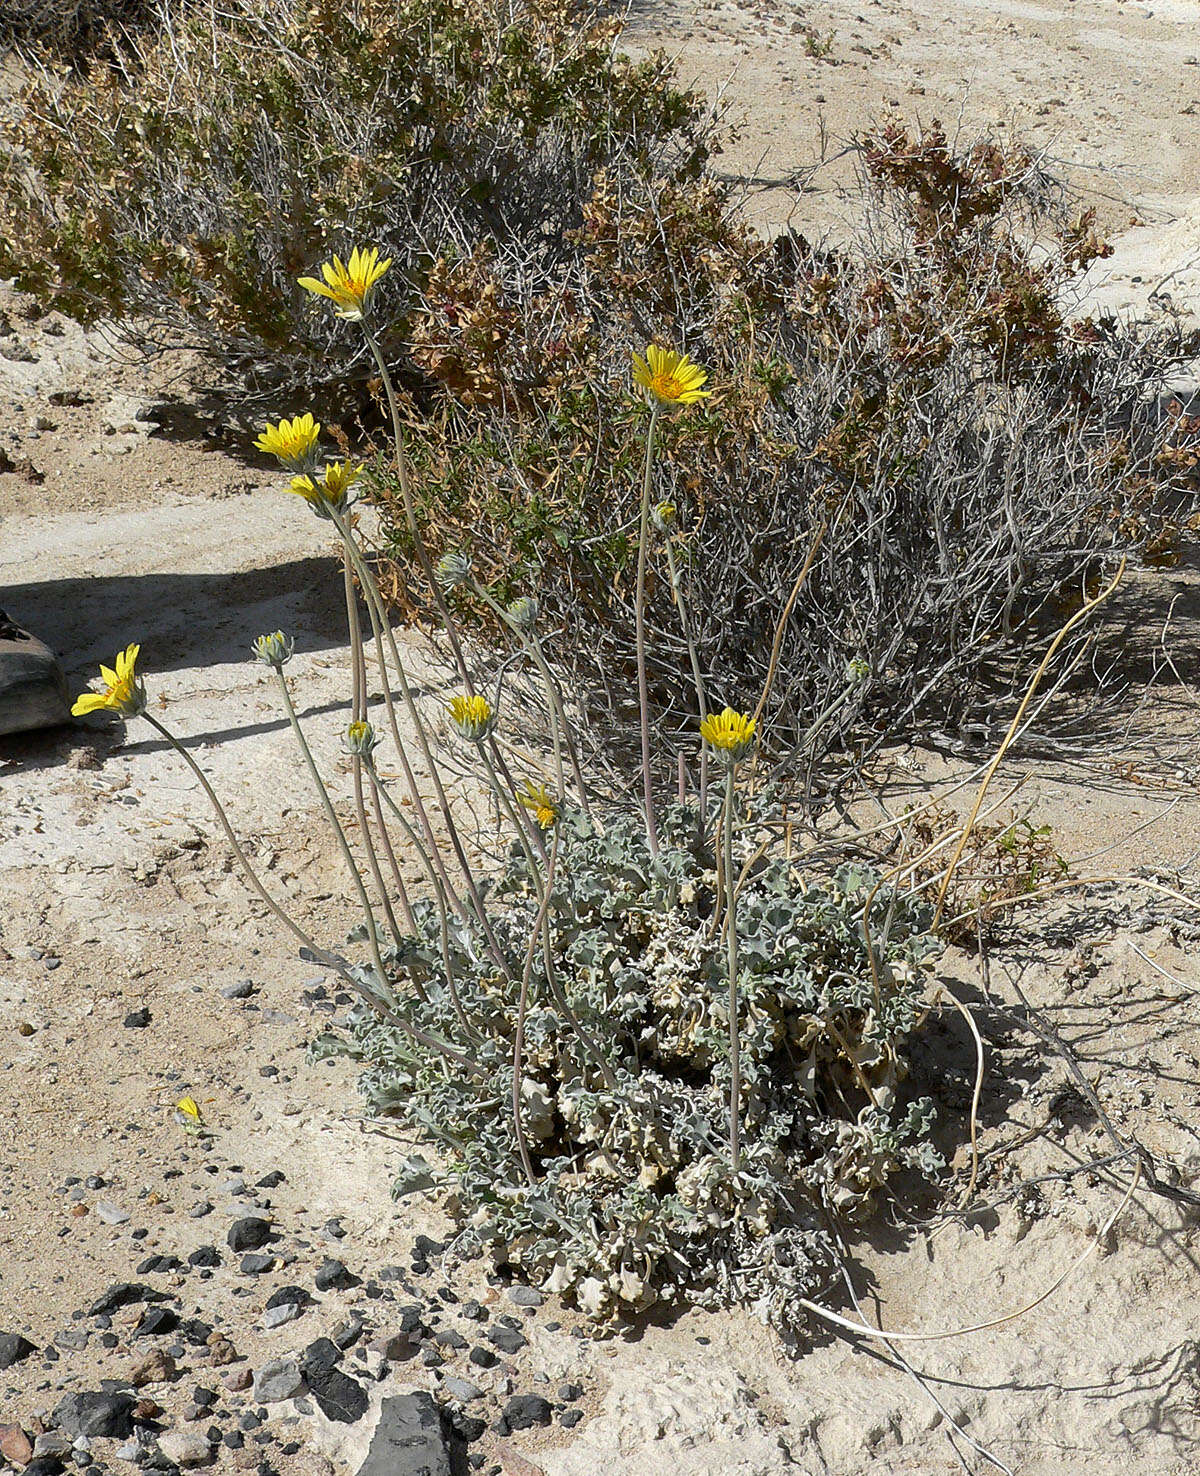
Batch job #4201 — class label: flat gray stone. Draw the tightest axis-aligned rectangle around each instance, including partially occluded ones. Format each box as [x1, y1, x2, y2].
[356, 1393, 453, 1476]
[252, 1357, 306, 1404]
[0, 615, 69, 736]
[440, 1375, 484, 1403]
[155, 1430, 212, 1467]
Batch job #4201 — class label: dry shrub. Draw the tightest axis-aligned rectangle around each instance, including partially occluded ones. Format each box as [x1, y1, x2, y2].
[378, 124, 1196, 782]
[0, 0, 703, 378]
[2, 12, 1195, 774]
[0, 0, 153, 53]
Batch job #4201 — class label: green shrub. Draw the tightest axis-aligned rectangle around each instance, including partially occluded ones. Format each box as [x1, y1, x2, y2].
[319, 806, 941, 1336]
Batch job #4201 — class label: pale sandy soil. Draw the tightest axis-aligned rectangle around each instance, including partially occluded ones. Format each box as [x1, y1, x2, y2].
[4, 2, 1200, 1472]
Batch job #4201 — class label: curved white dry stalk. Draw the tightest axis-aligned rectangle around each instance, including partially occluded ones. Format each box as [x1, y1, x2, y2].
[799, 1159, 1141, 1344]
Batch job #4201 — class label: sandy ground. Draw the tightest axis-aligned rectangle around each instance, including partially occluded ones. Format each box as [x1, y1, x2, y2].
[4, 2, 1200, 1472]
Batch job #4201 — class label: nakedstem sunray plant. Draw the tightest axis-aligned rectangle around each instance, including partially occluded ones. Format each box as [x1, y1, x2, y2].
[75, 246, 946, 1341]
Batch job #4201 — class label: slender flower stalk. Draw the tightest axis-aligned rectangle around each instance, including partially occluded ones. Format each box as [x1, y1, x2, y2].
[721, 763, 742, 1172]
[634, 401, 661, 855]
[361, 324, 475, 691]
[329, 508, 511, 974]
[141, 712, 325, 962]
[469, 578, 592, 823]
[476, 745, 616, 1090]
[342, 556, 413, 942]
[660, 524, 710, 833]
[512, 826, 561, 1189]
[271, 667, 394, 1004]
[366, 761, 479, 1044]
[700, 705, 756, 1172]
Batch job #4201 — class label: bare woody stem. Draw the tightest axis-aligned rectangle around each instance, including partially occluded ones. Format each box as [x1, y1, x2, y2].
[635, 401, 661, 856]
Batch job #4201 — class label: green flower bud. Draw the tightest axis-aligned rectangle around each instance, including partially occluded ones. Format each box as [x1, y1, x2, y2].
[252, 631, 295, 668]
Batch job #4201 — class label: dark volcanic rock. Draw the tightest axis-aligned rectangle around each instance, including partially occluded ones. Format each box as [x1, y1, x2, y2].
[0, 1332, 37, 1369]
[52, 1392, 136, 1439]
[307, 1364, 368, 1424]
[314, 1259, 360, 1292]
[502, 1394, 552, 1431]
[227, 1218, 274, 1253]
[89, 1283, 159, 1317]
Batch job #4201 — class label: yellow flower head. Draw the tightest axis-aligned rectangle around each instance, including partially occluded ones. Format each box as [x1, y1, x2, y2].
[255, 413, 321, 473]
[298, 245, 392, 321]
[632, 345, 711, 406]
[699, 706, 756, 763]
[174, 1095, 212, 1136]
[288, 460, 362, 519]
[71, 642, 146, 719]
[519, 779, 559, 830]
[447, 693, 495, 743]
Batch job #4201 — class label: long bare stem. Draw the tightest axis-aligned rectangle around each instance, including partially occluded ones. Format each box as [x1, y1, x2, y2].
[331, 508, 510, 974]
[343, 553, 409, 939]
[479, 746, 616, 1090]
[662, 531, 709, 834]
[362, 323, 474, 689]
[635, 402, 661, 855]
[143, 715, 481, 1079]
[723, 762, 742, 1172]
[273, 669, 392, 1000]
[512, 828, 561, 1189]
[143, 712, 322, 959]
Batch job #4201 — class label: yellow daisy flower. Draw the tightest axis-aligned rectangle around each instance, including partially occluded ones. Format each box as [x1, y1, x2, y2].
[254, 413, 321, 473]
[174, 1095, 203, 1128]
[288, 460, 362, 519]
[447, 693, 495, 743]
[71, 642, 146, 719]
[699, 706, 756, 763]
[518, 779, 559, 829]
[632, 345, 711, 406]
[298, 245, 392, 321]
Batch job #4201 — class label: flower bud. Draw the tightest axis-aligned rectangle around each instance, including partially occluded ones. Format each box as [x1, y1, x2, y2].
[846, 656, 870, 682]
[436, 550, 473, 592]
[344, 720, 381, 757]
[252, 630, 295, 668]
[651, 501, 677, 532]
[505, 595, 539, 634]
